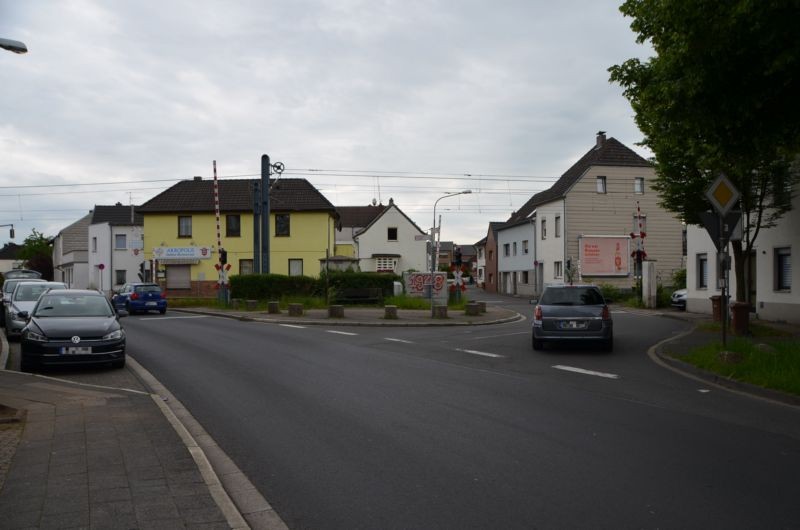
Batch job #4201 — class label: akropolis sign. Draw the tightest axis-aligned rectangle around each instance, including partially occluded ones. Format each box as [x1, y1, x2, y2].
[152, 246, 213, 260]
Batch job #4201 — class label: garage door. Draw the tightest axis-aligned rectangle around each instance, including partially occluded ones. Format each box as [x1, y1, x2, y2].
[166, 265, 191, 289]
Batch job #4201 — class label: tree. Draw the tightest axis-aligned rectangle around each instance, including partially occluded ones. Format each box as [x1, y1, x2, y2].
[608, 0, 800, 303]
[17, 229, 54, 280]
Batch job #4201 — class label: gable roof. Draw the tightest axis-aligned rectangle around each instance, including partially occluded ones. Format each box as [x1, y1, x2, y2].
[138, 178, 336, 214]
[57, 212, 93, 253]
[336, 205, 387, 229]
[507, 134, 651, 223]
[91, 204, 143, 226]
[354, 199, 426, 237]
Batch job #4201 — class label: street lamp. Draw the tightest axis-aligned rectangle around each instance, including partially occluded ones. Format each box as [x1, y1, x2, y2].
[430, 190, 472, 316]
[0, 38, 28, 54]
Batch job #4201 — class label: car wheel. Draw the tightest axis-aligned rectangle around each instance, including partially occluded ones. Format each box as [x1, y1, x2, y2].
[532, 336, 543, 350]
[159, 308, 166, 315]
[20, 356, 37, 372]
[602, 336, 614, 352]
[112, 357, 126, 369]
[125, 301, 134, 315]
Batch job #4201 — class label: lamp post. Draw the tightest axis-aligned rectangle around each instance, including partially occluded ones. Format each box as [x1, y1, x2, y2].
[430, 190, 471, 316]
[0, 38, 28, 54]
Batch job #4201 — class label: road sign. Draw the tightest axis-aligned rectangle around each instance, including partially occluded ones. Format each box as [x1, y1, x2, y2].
[415, 234, 431, 241]
[705, 174, 740, 215]
[698, 211, 742, 251]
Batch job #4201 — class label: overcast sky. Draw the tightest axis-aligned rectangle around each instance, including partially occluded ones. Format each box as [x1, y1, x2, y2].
[1, 0, 651, 250]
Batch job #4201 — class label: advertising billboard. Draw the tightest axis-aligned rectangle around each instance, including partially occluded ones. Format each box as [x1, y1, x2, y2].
[579, 236, 630, 276]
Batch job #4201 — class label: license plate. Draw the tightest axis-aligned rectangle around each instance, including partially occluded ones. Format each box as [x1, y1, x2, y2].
[559, 320, 587, 330]
[146, 301, 157, 306]
[60, 346, 92, 354]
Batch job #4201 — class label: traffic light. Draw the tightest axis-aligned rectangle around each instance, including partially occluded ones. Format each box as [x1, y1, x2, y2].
[9, 227, 14, 239]
[219, 248, 227, 265]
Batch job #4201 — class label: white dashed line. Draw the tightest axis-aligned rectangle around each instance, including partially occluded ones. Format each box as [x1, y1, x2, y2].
[385, 338, 414, 344]
[698, 389, 711, 394]
[141, 315, 209, 321]
[279, 324, 306, 329]
[552, 365, 620, 379]
[326, 330, 358, 336]
[455, 348, 504, 358]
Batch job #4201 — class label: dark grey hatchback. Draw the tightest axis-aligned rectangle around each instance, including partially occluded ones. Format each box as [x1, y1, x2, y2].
[531, 284, 613, 351]
[20, 289, 127, 372]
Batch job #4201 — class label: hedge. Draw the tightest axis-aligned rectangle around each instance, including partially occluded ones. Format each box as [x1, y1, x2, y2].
[229, 271, 401, 301]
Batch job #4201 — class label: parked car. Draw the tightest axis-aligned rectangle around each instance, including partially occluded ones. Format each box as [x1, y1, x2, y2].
[4, 281, 68, 339]
[20, 289, 127, 372]
[671, 288, 687, 310]
[111, 283, 167, 315]
[531, 284, 613, 351]
[3, 269, 42, 280]
[1, 278, 46, 327]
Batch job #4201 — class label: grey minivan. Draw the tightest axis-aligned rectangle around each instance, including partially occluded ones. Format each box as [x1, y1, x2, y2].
[531, 284, 613, 351]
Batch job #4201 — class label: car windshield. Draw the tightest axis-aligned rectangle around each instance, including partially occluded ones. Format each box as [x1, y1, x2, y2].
[14, 284, 64, 302]
[540, 287, 605, 306]
[135, 285, 162, 294]
[34, 294, 114, 317]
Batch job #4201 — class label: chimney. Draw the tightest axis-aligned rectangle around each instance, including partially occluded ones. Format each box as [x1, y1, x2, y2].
[596, 131, 607, 148]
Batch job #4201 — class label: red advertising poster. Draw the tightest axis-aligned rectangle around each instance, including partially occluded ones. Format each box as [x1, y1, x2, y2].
[579, 236, 630, 276]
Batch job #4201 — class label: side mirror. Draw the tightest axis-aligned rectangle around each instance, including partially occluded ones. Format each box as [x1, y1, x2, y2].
[116, 309, 129, 318]
[17, 311, 29, 320]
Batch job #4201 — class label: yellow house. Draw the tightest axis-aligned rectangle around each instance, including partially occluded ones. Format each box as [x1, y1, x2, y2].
[138, 177, 337, 296]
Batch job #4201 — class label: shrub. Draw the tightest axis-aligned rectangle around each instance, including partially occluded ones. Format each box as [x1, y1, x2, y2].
[598, 283, 621, 303]
[230, 273, 322, 300]
[672, 268, 687, 289]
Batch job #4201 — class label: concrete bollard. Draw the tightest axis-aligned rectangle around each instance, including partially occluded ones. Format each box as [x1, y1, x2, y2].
[288, 303, 304, 317]
[476, 301, 486, 313]
[267, 301, 280, 314]
[231, 298, 242, 309]
[433, 305, 448, 319]
[465, 302, 481, 316]
[384, 305, 398, 319]
[245, 300, 258, 311]
[328, 305, 345, 318]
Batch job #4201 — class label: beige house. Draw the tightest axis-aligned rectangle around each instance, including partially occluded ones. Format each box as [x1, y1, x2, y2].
[504, 132, 683, 290]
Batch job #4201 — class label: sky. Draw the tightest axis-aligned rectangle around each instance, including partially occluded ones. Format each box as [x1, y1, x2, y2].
[0, 0, 652, 250]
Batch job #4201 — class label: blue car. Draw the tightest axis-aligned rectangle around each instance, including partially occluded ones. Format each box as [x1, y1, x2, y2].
[112, 283, 167, 315]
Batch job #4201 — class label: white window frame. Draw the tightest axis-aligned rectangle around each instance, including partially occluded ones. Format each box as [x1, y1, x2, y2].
[775, 247, 791, 291]
[555, 216, 561, 238]
[114, 233, 127, 250]
[596, 176, 607, 194]
[634, 177, 645, 194]
[697, 253, 708, 289]
[554, 261, 563, 279]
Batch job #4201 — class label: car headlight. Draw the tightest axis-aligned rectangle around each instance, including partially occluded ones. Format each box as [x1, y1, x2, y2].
[11, 311, 25, 322]
[25, 330, 48, 342]
[103, 329, 124, 340]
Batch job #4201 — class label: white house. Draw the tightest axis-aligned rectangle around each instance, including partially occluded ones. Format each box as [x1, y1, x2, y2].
[496, 217, 537, 296]
[686, 188, 798, 323]
[87, 204, 144, 295]
[350, 199, 428, 273]
[52, 212, 92, 288]
[474, 237, 487, 287]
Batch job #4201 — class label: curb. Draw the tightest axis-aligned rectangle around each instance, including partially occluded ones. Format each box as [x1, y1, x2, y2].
[174, 308, 524, 327]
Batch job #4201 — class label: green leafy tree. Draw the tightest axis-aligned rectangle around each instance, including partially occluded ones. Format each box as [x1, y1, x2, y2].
[17, 229, 53, 280]
[608, 0, 800, 303]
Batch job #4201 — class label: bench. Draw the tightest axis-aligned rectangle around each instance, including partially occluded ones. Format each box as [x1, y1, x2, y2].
[334, 287, 383, 305]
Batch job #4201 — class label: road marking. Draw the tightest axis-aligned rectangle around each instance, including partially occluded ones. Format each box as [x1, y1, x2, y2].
[468, 331, 529, 341]
[455, 348, 504, 358]
[279, 324, 306, 329]
[552, 365, 620, 379]
[385, 338, 414, 344]
[326, 330, 358, 336]
[142, 315, 209, 321]
[698, 389, 711, 393]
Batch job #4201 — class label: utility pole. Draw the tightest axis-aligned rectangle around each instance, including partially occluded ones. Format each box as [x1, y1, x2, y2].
[259, 155, 284, 274]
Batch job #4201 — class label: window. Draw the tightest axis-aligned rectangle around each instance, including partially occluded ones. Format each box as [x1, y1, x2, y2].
[376, 257, 395, 272]
[513, 242, 517, 256]
[226, 215, 241, 237]
[178, 216, 192, 237]
[522, 240, 529, 254]
[387, 227, 398, 241]
[522, 271, 529, 284]
[275, 214, 290, 236]
[503, 243, 510, 257]
[596, 176, 607, 194]
[541, 219, 547, 240]
[288, 258, 303, 276]
[239, 259, 253, 276]
[775, 247, 792, 291]
[554, 261, 563, 279]
[555, 216, 561, 238]
[92, 237, 97, 253]
[115, 269, 126, 285]
[634, 177, 645, 194]
[114, 234, 127, 250]
[697, 253, 708, 289]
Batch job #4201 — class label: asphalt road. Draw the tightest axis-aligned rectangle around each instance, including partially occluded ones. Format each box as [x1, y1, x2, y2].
[98, 302, 800, 530]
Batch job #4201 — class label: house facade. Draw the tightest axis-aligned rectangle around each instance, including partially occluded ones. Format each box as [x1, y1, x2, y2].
[474, 237, 487, 287]
[505, 132, 683, 291]
[87, 204, 145, 296]
[351, 199, 428, 274]
[482, 222, 504, 293]
[137, 177, 337, 296]
[685, 188, 798, 323]
[496, 218, 537, 296]
[52, 212, 92, 288]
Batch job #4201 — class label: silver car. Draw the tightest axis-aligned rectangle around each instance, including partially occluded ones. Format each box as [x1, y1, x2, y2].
[5, 281, 68, 339]
[531, 284, 613, 351]
[1, 278, 46, 328]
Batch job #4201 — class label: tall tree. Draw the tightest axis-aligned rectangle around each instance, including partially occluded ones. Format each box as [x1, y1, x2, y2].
[17, 229, 54, 280]
[608, 0, 800, 303]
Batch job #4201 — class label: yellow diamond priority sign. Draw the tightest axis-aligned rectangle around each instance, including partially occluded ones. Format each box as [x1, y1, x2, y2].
[706, 174, 740, 215]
